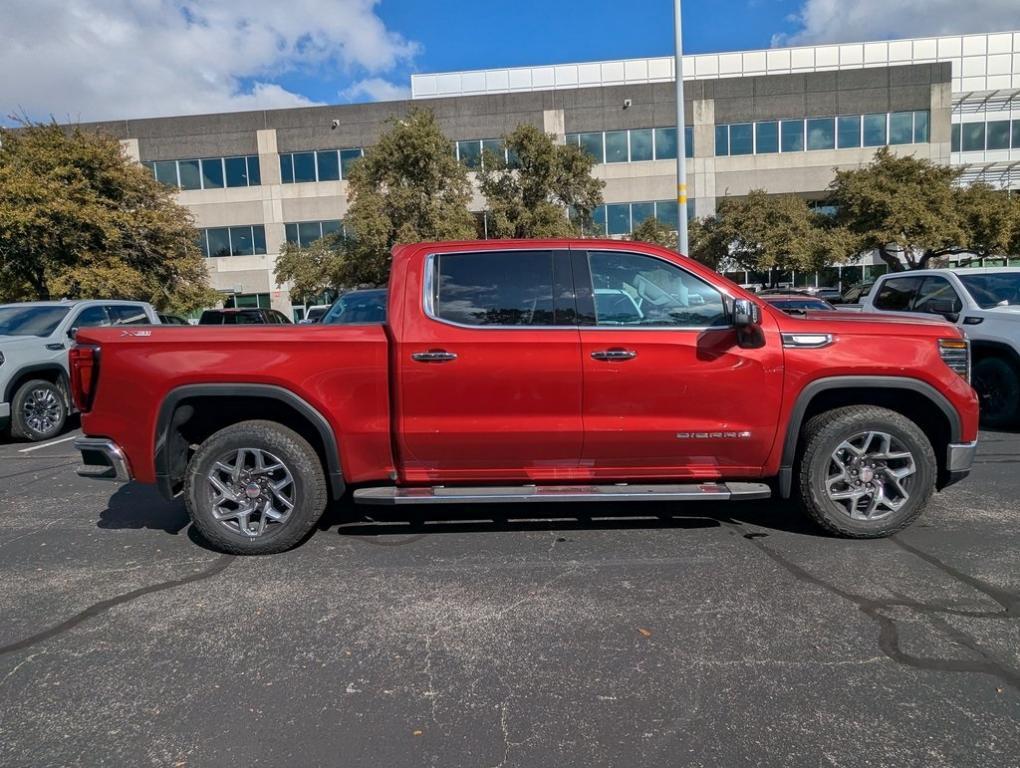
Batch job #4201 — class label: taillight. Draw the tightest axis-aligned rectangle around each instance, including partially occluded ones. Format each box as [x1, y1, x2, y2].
[938, 338, 970, 384]
[69, 344, 100, 412]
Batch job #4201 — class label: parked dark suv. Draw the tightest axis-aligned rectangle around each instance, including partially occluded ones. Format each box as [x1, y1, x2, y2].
[198, 308, 291, 325]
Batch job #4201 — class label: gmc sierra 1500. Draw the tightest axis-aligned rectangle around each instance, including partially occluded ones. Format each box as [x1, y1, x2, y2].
[71, 240, 979, 554]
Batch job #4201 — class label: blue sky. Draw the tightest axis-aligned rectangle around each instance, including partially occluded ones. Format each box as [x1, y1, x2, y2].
[2, 0, 1016, 122]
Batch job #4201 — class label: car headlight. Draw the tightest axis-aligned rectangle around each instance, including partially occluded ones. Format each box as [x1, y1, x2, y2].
[938, 338, 970, 383]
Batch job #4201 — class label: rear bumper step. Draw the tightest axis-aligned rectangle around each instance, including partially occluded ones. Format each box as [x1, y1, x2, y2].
[353, 482, 770, 506]
[74, 438, 132, 483]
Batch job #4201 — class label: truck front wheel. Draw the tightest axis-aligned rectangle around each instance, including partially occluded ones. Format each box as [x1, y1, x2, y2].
[11, 379, 67, 441]
[972, 356, 1020, 429]
[184, 420, 329, 555]
[797, 406, 936, 538]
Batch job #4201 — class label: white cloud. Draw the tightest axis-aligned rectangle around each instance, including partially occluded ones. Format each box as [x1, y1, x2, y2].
[340, 77, 411, 102]
[0, 0, 420, 122]
[777, 0, 1020, 45]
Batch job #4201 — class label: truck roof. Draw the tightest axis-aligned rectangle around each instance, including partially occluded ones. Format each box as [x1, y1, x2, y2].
[0, 299, 149, 308]
[877, 267, 1020, 277]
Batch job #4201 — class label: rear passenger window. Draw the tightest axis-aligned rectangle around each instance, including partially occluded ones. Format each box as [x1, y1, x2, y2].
[433, 250, 570, 327]
[873, 277, 923, 311]
[913, 277, 962, 315]
[108, 305, 149, 325]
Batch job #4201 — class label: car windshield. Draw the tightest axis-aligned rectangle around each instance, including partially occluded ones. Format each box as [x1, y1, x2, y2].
[0, 306, 70, 337]
[323, 291, 387, 324]
[959, 273, 1020, 309]
[305, 307, 328, 322]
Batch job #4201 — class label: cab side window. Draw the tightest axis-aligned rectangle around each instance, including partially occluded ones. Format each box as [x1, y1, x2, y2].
[108, 305, 149, 325]
[586, 251, 727, 327]
[873, 276, 922, 311]
[72, 306, 111, 330]
[913, 277, 962, 315]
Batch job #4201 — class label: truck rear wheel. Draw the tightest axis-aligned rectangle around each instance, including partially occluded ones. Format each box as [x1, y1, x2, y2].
[972, 356, 1020, 429]
[184, 420, 329, 555]
[797, 406, 936, 538]
[11, 379, 67, 441]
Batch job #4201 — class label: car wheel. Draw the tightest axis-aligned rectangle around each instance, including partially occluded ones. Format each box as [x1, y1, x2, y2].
[972, 356, 1020, 429]
[184, 420, 329, 555]
[798, 406, 936, 539]
[11, 379, 67, 441]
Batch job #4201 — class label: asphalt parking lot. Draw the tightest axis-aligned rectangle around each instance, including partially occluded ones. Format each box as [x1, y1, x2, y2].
[1, 427, 1018, 768]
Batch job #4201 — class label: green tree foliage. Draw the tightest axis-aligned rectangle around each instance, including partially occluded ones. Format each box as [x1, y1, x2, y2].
[629, 216, 678, 250]
[0, 121, 216, 311]
[276, 109, 476, 295]
[478, 123, 603, 238]
[692, 190, 850, 276]
[829, 147, 1019, 271]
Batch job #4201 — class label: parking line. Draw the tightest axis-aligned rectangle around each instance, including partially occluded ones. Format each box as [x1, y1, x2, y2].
[18, 435, 79, 454]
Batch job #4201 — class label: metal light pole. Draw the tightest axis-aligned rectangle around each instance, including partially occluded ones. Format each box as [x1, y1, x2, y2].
[674, 0, 689, 255]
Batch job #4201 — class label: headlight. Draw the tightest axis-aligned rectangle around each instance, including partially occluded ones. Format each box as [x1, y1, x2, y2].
[938, 338, 970, 383]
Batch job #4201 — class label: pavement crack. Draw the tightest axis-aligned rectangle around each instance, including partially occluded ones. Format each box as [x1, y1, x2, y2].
[0, 554, 235, 657]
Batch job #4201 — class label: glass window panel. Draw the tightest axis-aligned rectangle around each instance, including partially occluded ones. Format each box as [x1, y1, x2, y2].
[987, 120, 1010, 150]
[229, 226, 255, 256]
[607, 203, 631, 235]
[730, 123, 754, 155]
[178, 160, 202, 190]
[755, 121, 779, 154]
[837, 115, 861, 148]
[153, 160, 178, 187]
[506, 147, 521, 169]
[631, 202, 655, 227]
[687, 199, 696, 223]
[225, 156, 248, 187]
[889, 112, 913, 145]
[605, 131, 629, 162]
[200, 158, 224, 189]
[340, 148, 362, 179]
[873, 276, 923, 311]
[246, 156, 261, 185]
[298, 221, 322, 246]
[913, 111, 929, 143]
[252, 225, 267, 255]
[587, 251, 727, 327]
[206, 228, 231, 257]
[654, 127, 677, 160]
[1013, 120, 1020, 149]
[141, 160, 155, 175]
[280, 154, 294, 184]
[481, 139, 505, 167]
[316, 150, 340, 181]
[458, 140, 481, 169]
[951, 124, 961, 152]
[579, 132, 605, 162]
[292, 152, 316, 182]
[590, 206, 607, 236]
[862, 114, 887, 147]
[655, 200, 678, 231]
[436, 250, 555, 327]
[285, 223, 299, 244]
[684, 125, 694, 158]
[914, 277, 962, 315]
[198, 231, 209, 258]
[806, 118, 836, 150]
[321, 220, 342, 238]
[629, 129, 653, 161]
[780, 120, 804, 152]
[961, 123, 986, 151]
[565, 133, 580, 147]
[715, 125, 729, 156]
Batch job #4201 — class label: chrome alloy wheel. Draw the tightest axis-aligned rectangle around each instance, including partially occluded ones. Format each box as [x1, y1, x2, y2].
[825, 431, 917, 521]
[23, 387, 62, 435]
[206, 448, 296, 538]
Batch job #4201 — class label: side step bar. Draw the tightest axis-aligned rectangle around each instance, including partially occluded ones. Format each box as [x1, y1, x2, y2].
[353, 482, 771, 506]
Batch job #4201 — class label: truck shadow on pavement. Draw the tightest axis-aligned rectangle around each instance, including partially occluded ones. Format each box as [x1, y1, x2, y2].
[97, 483, 190, 535]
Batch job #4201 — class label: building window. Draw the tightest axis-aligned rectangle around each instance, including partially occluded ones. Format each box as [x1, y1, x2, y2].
[605, 131, 629, 163]
[755, 121, 779, 154]
[1013, 120, 1020, 149]
[889, 112, 914, 145]
[837, 115, 861, 149]
[952, 124, 961, 152]
[584, 199, 691, 237]
[280, 148, 364, 183]
[961, 123, 986, 152]
[567, 127, 691, 164]
[987, 120, 1011, 151]
[862, 114, 887, 147]
[781, 120, 804, 152]
[629, 129, 653, 161]
[199, 225, 267, 258]
[317, 150, 341, 181]
[284, 220, 344, 248]
[578, 132, 605, 163]
[730, 124, 754, 155]
[806, 118, 835, 150]
[145, 155, 260, 189]
[292, 152, 316, 183]
[913, 111, 929, 143]
[716, 111, 929, 156]
[606, 203, 631, 235]
[715, 125, 729, 156]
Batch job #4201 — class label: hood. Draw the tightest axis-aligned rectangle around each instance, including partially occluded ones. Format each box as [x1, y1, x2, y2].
[980, 305, 1020, 318]
[785, 309, 955, 329]
[0, 334, 50, 351]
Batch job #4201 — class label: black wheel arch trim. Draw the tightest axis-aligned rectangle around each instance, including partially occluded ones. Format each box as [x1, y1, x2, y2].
[970, 340, 1020, 367]
[778, 376, 962, 498]
[4, 364, 71, 407]
[154, 383, 345, 501]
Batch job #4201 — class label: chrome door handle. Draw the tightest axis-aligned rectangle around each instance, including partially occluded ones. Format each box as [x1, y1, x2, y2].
[411, 350, 458, 363]
[590, 348, 637, 361]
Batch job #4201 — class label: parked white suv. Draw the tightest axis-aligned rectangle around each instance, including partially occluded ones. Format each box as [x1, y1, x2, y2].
[0, 300, 160, 441]
[860, 268, 1020, 427]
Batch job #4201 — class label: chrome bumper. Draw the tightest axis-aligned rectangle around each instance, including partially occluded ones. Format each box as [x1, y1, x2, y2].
[74, 438, 132, 482]
[947, 440, 979, 473]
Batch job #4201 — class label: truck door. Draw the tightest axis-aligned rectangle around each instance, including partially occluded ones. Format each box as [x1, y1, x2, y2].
[575, 248, 784, 479]
[395, 248, 583, 482]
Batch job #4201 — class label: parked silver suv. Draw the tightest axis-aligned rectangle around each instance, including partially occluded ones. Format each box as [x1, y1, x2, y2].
[0, 300, 160, 441]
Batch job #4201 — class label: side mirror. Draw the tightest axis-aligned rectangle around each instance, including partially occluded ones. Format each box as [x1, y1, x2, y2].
[68, 327, 78, 340]
[733, 298, 761, 328]
[927, 299, 960, 323]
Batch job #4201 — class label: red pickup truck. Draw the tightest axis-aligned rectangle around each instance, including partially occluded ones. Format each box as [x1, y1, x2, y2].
[71, 240, 979, 554]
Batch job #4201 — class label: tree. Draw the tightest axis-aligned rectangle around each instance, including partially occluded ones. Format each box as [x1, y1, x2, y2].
[0, 121, 216, 311]
[629, 216, 677, 250]
[276, 109, 476, 294]
[692, 190, 851, 278]
[828, 147, 1018, 271]
[478, 123, 603, 238]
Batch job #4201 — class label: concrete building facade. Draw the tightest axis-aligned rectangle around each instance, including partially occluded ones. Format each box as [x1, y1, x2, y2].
[85, 30, 1020, 317]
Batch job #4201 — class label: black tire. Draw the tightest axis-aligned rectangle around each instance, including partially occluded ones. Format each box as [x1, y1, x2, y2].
[184, 420, 329, 555]
[797, 406, 936, 539]
[11, 379, 67, 441]
[972, 356, 1020, 429]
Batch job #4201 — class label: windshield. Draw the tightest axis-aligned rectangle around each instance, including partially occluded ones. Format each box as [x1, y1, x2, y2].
[959, 273, 1020, 309]
[0, 306, 70, 337]
[323, 291, 387, 324]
